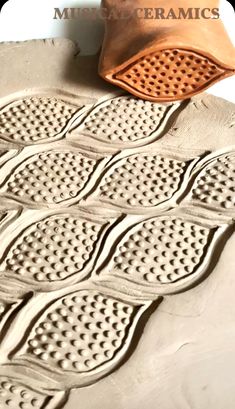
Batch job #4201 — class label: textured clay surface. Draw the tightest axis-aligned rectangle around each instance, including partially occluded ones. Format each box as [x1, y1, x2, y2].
[0, 377, 51, 409]
[99, 0, 235, 101]
[0, 96, 81, 145]
[0, 39, 235, 409]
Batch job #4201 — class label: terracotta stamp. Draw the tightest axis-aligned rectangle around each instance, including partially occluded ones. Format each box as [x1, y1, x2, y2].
[99, 0, 235, 102]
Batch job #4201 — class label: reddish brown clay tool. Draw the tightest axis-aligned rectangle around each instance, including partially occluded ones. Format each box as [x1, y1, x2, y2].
[99, 0, 235, 102]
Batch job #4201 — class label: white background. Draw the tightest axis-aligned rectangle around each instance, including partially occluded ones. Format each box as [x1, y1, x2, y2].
[0, 0, 234, 102]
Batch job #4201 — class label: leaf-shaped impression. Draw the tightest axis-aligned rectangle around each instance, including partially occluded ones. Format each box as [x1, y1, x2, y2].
[114, 49, 231, 101]
[0, 210, 111, 291]
[0, 95, 85, 145]
[185, 149, 235, 215]
[13, 288, 149, 388]
[0, 376, 65, 408]
[1, 147, 107, 207]
[98, 212, 227, 296]
[72, 95, 179, 148]
[86, 149, 200, 212]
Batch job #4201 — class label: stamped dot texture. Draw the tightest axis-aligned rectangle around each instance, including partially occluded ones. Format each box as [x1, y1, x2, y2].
[110, 216, 215, 288]
[98, 153, 190, 208]
[81, 96, 174, 145]
[0, 377, 49, 409]
[0, 96, 81, 145]
[5, 151, 98, 205]
[191, 153, 235, 211]
[3, 214, 103, 285]
[26, 290, 136, 374]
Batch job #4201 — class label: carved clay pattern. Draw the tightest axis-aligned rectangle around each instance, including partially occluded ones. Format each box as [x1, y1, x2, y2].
[0, 376, 50, 409]
[0, 96, 84, 145]
[1, 149, 102, 206]
[0, 285, 149, 392]
[0, 90, 234, 409]
[1, 213, 108, 290]
[25, 289, 136, 374]
[89, 151, 198, 211]
[96, 213, 224, 296]
[186, 150, 235, 213]
[73, 95, 179, 147]
[115, 49, 225, 100]
[100, 155, 185, 207]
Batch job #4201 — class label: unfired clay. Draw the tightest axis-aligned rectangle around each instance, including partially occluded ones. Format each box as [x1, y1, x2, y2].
[0, 39, 234, 409]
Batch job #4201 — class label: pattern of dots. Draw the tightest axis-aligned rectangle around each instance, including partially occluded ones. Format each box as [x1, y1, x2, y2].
[4, 215, 103, 283]
[83, 96, 170, 143]
[112, 217, 213, 285]
[27, 290, 135, 373]
[0, 97, 79, 144]
[5, 151, 97, 204]
[116, 49, 224, 99]
[192, 155, 235, 210]
[99, 154, 188, 207]
[0, 377, 48, 408]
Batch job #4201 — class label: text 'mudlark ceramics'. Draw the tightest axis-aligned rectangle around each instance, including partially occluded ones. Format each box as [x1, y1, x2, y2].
[99, 0, 235, 102]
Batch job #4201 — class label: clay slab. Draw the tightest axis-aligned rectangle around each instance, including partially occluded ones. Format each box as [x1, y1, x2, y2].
[0, 39, 234, 409]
